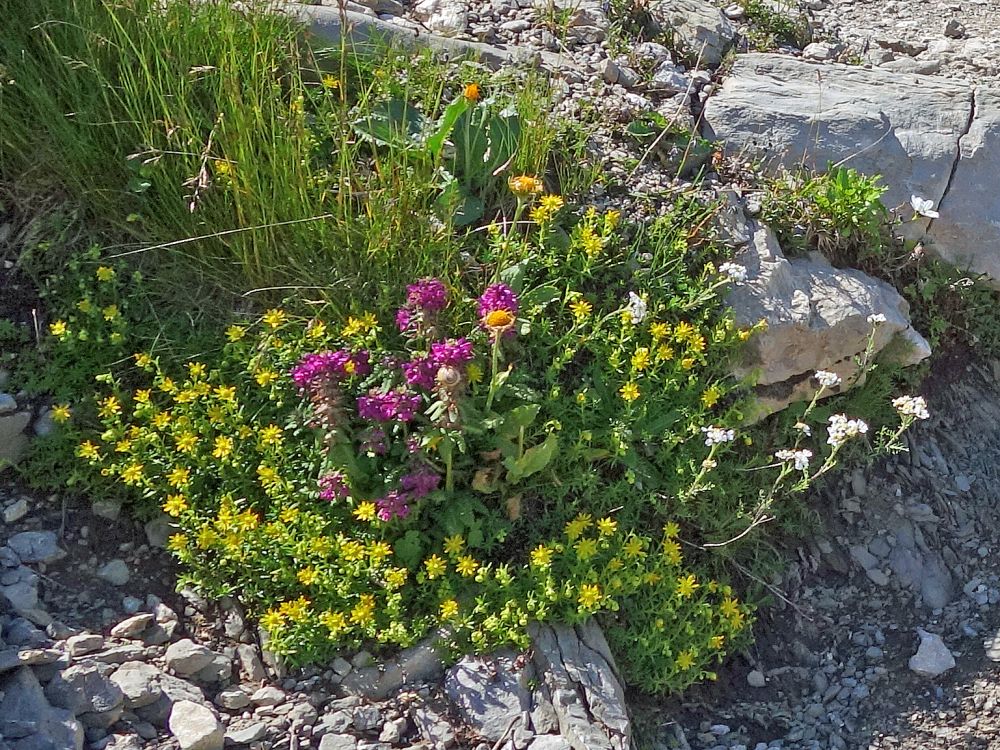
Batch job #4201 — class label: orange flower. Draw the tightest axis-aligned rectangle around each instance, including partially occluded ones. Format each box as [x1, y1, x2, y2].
[463, 83, 480, 102]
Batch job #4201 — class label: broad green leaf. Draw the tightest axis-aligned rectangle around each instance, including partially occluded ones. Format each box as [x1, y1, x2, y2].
[351, 97, 426, 150]
[394, 530, 424, 568]
[505, 433, 559, 482]
[426, 95, 470, 158]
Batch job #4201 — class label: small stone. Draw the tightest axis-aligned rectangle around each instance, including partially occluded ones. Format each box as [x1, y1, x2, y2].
[747, 669, 766, 688]
[68, 633, 106, 656]
[379, 717, 408, 744]
[110, 614, 155, 639]
[909, 629, 956, 678]
[168, 700, 224, 750]
[331, 657, 353, 677]
[144, 515, 176, 549]
[226, 721, 268, 744]
[3, 498, 29, 524]
[7, 530, 66, 564]
[165, 639, 215, 677]
[351, 651, 374, 669]
[237, 644, 266, 682]
[97, 559, 131, 587]
[352, 705, 382, 731]
[122, 596, 144, 615]
[92, 499, 122, 521]
[250, 685, 285, 706]
[318, 735, 358, 750]
[214, 688, 251, 710]
[944, 19, 966, 39]
[111, 662, 163, 709]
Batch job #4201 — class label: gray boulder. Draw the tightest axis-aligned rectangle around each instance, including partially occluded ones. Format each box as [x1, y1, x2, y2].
[45, 663, 125, 716]
[168, 700, 224, 750]
[0, 667, 84, 750]
[656, 0, 735, 67]
[445, 653, 531, 742]
[165, 639, 214, 676]
[7, 531, 66, 565]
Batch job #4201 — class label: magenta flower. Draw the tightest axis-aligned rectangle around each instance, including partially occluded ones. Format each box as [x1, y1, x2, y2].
[400, 469, 440, 498]
[395, 308, 412, 334]
[403, 356, 437, 391]
[477, 283, 519, 319]
[357, 389, 423, 422]
[406, 278, 448, 312]
[319, 472, 350, 501]
[376, 490, 411, 521]
[290, 349, 370, 391]
[430, 338, 474, 368]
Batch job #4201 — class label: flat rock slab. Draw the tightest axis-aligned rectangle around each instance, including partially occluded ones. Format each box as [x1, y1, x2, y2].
[702, 54, 972, 220]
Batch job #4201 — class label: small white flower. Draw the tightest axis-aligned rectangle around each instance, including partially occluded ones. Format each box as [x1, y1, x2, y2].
[719, 262, 748, 283]
[815, 370, 842, 388]
[701, 426, 735, 447]
[794, 421, 812, 437]
[892, 395, 930, 421]
[867, 313, 887, 325]
[827, 414, 869, 448]
[910, 195, 940, 219]
[625, 292, 647, 325]
[701, 458, 718, 470]
[775, 448, 813, 471]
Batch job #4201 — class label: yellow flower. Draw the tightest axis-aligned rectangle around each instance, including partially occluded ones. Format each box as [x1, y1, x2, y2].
[681, 357, 696, 370]
[424, 554, 447, 579]
[134, 389, 151, 405]
[530, 544, 553, 569]
[152, 412, 171, 430]
[631, 348, 651, 372]
[96, 266, 115, 281]
[49, 320, 68, 338]
[662, 539, 682, 565]
[350, 594, 376, 626]
[564, 513, 592, 541]
[297, 567, 320, 586]
[207, 406, 226, 424]
[701, 386, 722, 408]
[306, 320, 327, 339]
[158, 377, 176, 393]
[623, 536, 645, 558]
[166, 534, 189, 553]
[321, 74, 340, 90]
[463, 82, 480, 102]
[263, 308, 286, 328]
[102, 304, 120, 321]
[281, 596, 311, 623]
[440, 598, 460, 620]
[710, 635, 726, 650]
[656, 344, 675, 361]
[163, 494, 188, 517]
[569, 299, 592, 321]
[508, 174, 544, 197]
[114, 439, 132, 453]
[50, 404, 72, 423]
[175, 432, 199, 454]
[256, 464, 280, 487]
[687, 333, 706, 353]
[259, 425, 283, 448]
[367, 541, 392, 564]
[214, 385, 237, 402]
[531, 194, 565, 223]
[76, 441, 101, 460]
[467, 363, 483, 384]
[720, 597, 741, 620]
[650, 322, 670, 340]
[167, 466, 191, 488]
[578, 226, 603, 258]
[120, 462, 144, 485]
[385, 568, 408, 590]
[675, 649, 696, 671]
[443, 535, 465, 556]
[353, 502, 377, 522]
[338, 538, 365, 561]
[255, 370, 279, 387]
[456, 556, 479, 577]
[663, 521, 680, 538]
[677, 574, 699, 598]
[574, 538, 598, 560]
[483, 309, 516, 329]
[596, 517, 617, 537]
[98, 395, 121, 419]
[187, 362, 206, 380]
[619, 382, 640, 403]
[225, 325, 246, 342]
[673, 321, 695, 342]
[318, 611, 346, 635]
[578, 583, 602, 609]
[212, 435, 234, 459]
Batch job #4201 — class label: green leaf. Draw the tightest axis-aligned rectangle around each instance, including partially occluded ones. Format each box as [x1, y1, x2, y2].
[500, 262, 526, 293]
[426, 95, 471, 158]
[351, 97, 426, 150]
[504, 404, 540, 431]
[394, 530, 424, 568]
[452, 192, 484, 227]
[505, 433, 559, 482]
[522, 284, 561, 310]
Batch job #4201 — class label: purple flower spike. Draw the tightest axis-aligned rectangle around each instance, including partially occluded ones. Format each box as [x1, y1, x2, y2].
[430, 338, 474, 368]
[406, 278, 448, 312]
[400, 469, 440, 499]
[319, 471, 350, 501]
[357, 389, 423, 423]
[290, 349, 369, 391]
[376, 490, 411, 521]
[403, 356, 437, 391]
[477, 283, 519, 318]
[396, 308, 412, 334]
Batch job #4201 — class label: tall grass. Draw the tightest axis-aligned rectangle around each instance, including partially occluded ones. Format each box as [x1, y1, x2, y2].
[0, 0, 579, 313]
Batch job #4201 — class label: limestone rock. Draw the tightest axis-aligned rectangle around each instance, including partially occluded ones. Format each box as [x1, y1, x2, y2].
[168, 700, 224, 750]
[165, 639, 214, 677]
[7, 530, 66, 564]
[445, 654, 530, 741]
[908, 629, 956, 678]
[656, 0, 735, 67]
[411, 0, 468, 35]
[0, 410, 31, 467]
[702, 54, 972, 227]
[0, 667, 84, 750]
[727, 216, 930, 416]
[45, 663, 125, 716]
[96, 559, 131, 587]
[930, 88, 1000, 287]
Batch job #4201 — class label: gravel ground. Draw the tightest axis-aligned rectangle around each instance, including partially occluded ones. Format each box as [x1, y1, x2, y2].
[638, 353, 1000, 750]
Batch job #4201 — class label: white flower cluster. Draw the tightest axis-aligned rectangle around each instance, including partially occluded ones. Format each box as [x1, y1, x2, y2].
[892, 395, 930, 421]
[827, 414, 869, 447]
[910, 195, 940, 219]
[626, 292, 647, 324]
[867, 313, 887, 325]
[815, 370, 842, 388]
[794, 421, 812, 437]
[702, 426, 736, 447]
[775, 448, 813, 470]
[719, 262, 748, 283]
